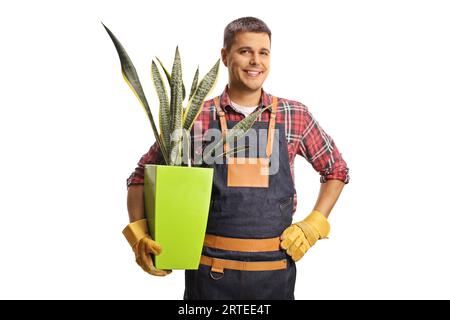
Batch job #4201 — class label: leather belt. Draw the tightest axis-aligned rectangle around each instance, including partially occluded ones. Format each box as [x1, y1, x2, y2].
[200, 255, 287, 273]
[203, 234, 281, 252]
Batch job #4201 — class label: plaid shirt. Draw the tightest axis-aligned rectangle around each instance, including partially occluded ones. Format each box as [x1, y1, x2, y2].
[127, 85, 350, 213]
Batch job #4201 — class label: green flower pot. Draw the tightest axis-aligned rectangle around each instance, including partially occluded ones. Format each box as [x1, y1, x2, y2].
[144, 164, 214, 270]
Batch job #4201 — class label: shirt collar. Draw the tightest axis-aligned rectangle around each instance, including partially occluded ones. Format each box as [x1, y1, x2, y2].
[218, 85, 274, 113]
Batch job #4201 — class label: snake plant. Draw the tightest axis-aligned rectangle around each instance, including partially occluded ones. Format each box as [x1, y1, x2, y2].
[103, 23, 268, 166]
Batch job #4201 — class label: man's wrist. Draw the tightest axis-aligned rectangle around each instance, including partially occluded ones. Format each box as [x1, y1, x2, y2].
[303, 210, 330, 239]
[123, 218, 149, 248]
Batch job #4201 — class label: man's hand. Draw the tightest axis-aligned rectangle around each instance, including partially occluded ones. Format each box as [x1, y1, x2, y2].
[280, 210, 330, 262]
[123, 219, 172, 276]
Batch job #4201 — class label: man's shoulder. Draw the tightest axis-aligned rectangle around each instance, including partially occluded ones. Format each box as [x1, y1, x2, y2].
[271, 95, 310, 114]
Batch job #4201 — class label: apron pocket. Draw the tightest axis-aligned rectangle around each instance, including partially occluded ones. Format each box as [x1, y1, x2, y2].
[227, 157, 269, 187]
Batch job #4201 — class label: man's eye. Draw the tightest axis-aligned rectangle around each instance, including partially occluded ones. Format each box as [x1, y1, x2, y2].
[240, 50, 249, 54]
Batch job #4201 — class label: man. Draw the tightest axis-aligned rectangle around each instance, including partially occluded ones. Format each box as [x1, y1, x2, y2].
[123, 17, 349, 299]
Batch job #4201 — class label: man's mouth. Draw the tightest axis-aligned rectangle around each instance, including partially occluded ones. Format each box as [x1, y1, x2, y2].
[243, 70, 263, 77]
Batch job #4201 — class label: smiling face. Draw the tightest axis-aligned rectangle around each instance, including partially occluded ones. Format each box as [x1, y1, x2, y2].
[221, 32, 271, 94]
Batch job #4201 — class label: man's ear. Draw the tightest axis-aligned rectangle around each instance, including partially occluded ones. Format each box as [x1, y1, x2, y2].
[221, 48, 228, 67]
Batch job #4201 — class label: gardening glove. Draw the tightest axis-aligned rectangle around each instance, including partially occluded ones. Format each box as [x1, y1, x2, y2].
[280, 210, 330, 262]
[122, 218, 171, 276]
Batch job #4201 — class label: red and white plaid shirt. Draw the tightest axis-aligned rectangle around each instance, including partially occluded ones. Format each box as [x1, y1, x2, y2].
[127, 85, 350, 213]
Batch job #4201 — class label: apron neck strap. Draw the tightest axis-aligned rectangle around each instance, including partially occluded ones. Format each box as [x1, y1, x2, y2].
[266, 96, 278, 157]
[213, 97, 229, 153]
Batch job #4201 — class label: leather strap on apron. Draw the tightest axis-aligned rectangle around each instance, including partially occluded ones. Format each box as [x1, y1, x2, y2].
[204, 234, 281, 252]
[200, 255, 287, 274]
[213, 96, 279, 188]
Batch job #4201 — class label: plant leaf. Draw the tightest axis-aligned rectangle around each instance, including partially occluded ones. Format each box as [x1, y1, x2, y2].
[155, 56, 171, 84]
[202, 145, 250, 167]
[213, 145, 250, 159]
[169, 47, 184, 165]
[183, 59, 220, 132]
[102, 23, 168, 164]
[188, 66, 199, 102]
[151, 60, 170, 154]
[156, 56, 186, 101]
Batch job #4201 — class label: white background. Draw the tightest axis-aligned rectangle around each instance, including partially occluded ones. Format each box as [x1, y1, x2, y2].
[0, 0, 449, 299]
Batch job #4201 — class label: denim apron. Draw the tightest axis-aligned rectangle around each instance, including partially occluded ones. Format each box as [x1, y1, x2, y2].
[184, 96, 296, 300]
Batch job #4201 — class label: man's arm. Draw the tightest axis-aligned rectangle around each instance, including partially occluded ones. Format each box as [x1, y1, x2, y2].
[313, 179, 345, 218]
[123, 143, 171, 276]
[126, 142, 162, 222]
[127, 185, 145, 223]
[297, 106, 349, 217]
[280, 105, 349, 261]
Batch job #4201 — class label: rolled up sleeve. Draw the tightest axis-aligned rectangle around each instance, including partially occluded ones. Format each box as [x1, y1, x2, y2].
[297, 109, 350, 184]
[126, 142, 163, 188]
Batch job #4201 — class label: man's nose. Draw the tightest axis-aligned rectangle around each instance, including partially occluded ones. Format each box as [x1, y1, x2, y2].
[250, 53, 260, 65]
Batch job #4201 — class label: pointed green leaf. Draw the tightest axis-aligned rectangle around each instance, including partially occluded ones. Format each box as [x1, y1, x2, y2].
[183, 59, 220, 132]
[203, 144, 250, 167]
[169, 47, 184, 165]
[156, 56, 186, 101]
[188, 66, 199, 101]
[213, 145, 250, 160]
[151, 60, 170, 153]
[102, 23, 168, 164]
[155, 56, 171, 84]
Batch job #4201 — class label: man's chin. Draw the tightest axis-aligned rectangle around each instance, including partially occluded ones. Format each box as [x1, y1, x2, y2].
[243, 82, 264, 92]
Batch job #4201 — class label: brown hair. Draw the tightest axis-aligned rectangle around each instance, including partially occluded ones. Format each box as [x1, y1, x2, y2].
[223, 17, 271, 51]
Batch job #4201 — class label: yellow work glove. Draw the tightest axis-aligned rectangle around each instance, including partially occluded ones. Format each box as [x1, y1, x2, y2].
[280, 210, 330, 262]
[122, 219, 171, 276]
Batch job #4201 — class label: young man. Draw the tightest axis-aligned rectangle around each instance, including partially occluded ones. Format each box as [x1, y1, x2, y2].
[123, 17, 349, 299]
